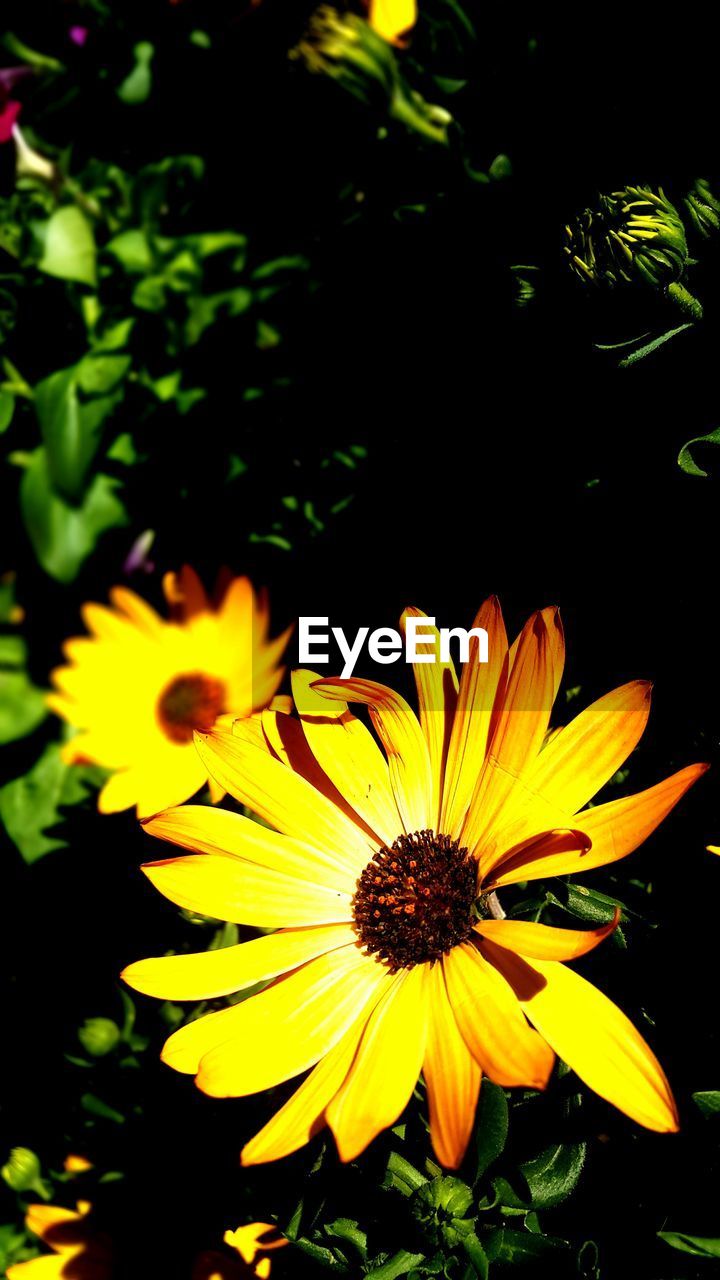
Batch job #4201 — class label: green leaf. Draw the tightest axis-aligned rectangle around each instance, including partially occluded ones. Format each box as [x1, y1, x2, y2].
[489, 1228, 568, 1264]
[692, 1091, 720, 1117]
[0, 742, 104, 863]
[678, 426, 720, 477]
[0, 634, 47, 744]
[105, 229, 154, 274]
[35, 361, 127, 499]
[35, 206, 97, 287]
[658, 1232, 720, 1258]
[366, 1250, 427, 1279]
[20, 448, 127, 583]
[615, 322, 693, 367]
[0, 390, 14, 433]
[521, 1142, 586, 1209]
[473, 1080, 509, 1180]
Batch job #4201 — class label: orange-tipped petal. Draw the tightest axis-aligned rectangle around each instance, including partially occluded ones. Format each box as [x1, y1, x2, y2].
[399, 608, 458, 826]
[440, 596, 508, 839]
[489, 762, 709, 887]
[443, 942, 555, 1089]
[313, 677, 432, 834]
[327, 965, 428, 1161]
[525, 680, 653, 816]
[424, 961, 481, 1168]
[488, 942, 679, 1133]
[475, 908, 620, 961]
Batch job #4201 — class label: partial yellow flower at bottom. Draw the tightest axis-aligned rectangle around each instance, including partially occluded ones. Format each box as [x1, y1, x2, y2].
[193, 1223, 286, 1279]
[123, 600, 707, 1168]
[48, 567, 291, 819]
[6, 1201, 112, 1279]
[366, 0, 417, 44]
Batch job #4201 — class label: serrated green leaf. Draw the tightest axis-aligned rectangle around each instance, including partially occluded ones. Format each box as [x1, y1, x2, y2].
[521, 1141, 586, 1209]
[366, 1250, 427, 1279]
[35, 206, 97, 286]
[0, 669, 47, 745]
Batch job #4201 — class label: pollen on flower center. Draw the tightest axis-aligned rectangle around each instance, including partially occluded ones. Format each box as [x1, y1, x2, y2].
[352, 830, 478, 972]
[156, 672, 226, 744]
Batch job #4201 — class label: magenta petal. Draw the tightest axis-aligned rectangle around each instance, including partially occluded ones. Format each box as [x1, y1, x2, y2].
[0, 100, 21, 144]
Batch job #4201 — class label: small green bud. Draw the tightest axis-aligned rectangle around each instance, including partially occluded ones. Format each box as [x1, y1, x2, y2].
[2, 1146, 42, 1192]
[78, 1017, 121, 1057]
[291, 7, 451, 145]
[566, 185, 702, 317]
[411, 1175, 475, 1248]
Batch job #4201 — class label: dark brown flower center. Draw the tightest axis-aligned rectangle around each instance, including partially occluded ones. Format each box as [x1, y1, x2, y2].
[352, 830, 478, 972]
[156, 672, 226, 744]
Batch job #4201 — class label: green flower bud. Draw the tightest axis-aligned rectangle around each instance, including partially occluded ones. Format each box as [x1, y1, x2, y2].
[2, 1146, 42, 1193]
[565, 186, 702, 318]
[78, 1017, 121, 1057]
[411, 1175, 475, 1248]
[291, 7, 451, 145]
[683, 179, 720, 241]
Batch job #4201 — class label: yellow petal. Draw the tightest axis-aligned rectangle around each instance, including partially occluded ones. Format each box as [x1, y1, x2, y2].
[440, 596, 508, 839]
[122, 924, 355, 1000]
[327, 965, 428, 1161]
[224, 1224, 287, 1263]
[423, 962, 481, 1169]
[489, 763, 708, 887]
[488, 942, 678, 1132]
[6, 1258, 69, 1278]
[109, 585, 164, 634]
[462, 611, 555, 862]
[313, 677, 432, 833]
[141, 854, 352, 929]
[368, 0, 417, 43]
[524, 680, 652, 815]
[143, 803, 355, 895]
[708, 845, 720, 855]
[193, 727, 371, 877]
[292, 669, 402, 845]
[193, 947, 391, 1095]
[475, 909, 619, 961]
[399, 608, 458, 827]
[443, 941, 554, 1089]
[242, 993, 381, 1165]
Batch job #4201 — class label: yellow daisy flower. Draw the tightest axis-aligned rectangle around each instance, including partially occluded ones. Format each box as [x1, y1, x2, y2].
[48, 567, 291, 819]
[6, 1201, 111, 1279]
[367, 0, 417, 44]
[123, 601, 707, 1168]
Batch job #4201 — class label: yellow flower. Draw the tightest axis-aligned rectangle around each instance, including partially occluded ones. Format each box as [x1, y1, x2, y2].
[123, 602, 707, 1168]
[63, 1154, 94, 1174]
[48, 567, 291, 818]
[6, 1201, 112, 1279]
[193, 1223, 286, 1280]
[366, 0, 417, 44]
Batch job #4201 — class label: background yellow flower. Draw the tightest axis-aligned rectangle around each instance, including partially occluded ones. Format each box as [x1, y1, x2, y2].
[47, 567, 291, 818]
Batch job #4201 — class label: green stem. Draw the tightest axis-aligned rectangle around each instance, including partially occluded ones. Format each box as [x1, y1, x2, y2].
[667, 281, 703, 320]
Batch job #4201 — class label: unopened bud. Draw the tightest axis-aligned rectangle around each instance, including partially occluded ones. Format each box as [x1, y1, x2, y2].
[78, 1017, 121, 1057]
[2, 1146, 42, 1192]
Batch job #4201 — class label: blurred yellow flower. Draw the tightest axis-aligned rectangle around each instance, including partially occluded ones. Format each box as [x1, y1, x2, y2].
[63, 1154, 94, 1174]
[366, 0, 417, 44]
[124, 601, 706, 1167]
[6, 1201, 111, 1279]
[193, 1222, 286, 1279]
[48, 567, 291, 819]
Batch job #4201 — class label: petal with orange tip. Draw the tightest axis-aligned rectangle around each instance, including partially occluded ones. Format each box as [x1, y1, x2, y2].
[326, 964, 428, 1162]
[524, 680, 653, 816]
[487, 941, 679, 1133]
[423, 961, 481, 1169]
[443, 942, 555, 1089]
[440, 595, 507, 839]
[489, 762, 709, 888]
[475, 908, 620, 961]
[312, 676, 433, 834]
[399, 608, 458, 826]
